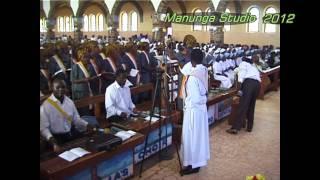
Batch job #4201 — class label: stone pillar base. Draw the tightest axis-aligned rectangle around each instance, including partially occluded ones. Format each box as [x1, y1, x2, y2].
[74, 30, 83, 44]
[47, 29, 55, 42]
[152, 27, 165, 42]
[108, 27, 118, 43]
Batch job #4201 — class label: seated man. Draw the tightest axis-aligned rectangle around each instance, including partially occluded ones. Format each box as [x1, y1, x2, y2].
[40, 79, 95, 153]
[105, 69, 138, 122]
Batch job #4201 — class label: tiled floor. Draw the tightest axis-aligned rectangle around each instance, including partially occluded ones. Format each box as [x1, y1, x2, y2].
[134, 90, 280, 180]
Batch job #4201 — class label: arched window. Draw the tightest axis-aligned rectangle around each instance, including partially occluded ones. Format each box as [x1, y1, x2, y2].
[247, 7, 259, 32]
[40, 18, 47, 32]
[70, 16, 74, 32]
[131, 11, 138, 31]
[56, 17, 59, 32]
[98, 14, 104, 32]
[264, 7, 277, 33]
[193, 9, 202, 31]
[121, 12, 128, 31]
[65, 16, 70, 32]
[89, 14, 96, 32]
[206, 8, 213, 31]
[224, 8, 231, 32]
[58, 16, 64, 32]
[83, 15, 89, 32]
[40, 19, 43, 32]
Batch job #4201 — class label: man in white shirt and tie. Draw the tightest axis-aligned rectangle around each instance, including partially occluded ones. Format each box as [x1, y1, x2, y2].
[226, 56, 261, 134]
[105, 68, 138, 122]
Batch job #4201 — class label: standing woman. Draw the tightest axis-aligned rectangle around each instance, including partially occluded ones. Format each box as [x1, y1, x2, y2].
[100, 43, 123, 91]
[70, 47, 98, 115]
[47, 42, 72, 94]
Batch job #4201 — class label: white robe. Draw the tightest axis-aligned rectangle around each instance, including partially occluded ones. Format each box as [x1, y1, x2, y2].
[236, 57, 242, 67]
[212, 61, 232, 89]
[224, 59, 235, 85]
[181, 67, 210, 168]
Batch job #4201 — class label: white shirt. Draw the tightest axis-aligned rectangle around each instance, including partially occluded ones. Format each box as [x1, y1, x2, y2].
[212, 61, 223, 74]
[238, 61, 261, 83]
[227, 59, 235, 69]
[40, 94, 88, 140]
[236, 57, 242, 66]
[220, 61, 227, 72]
[105, 80, 136, 118]
[180, 62, 193, 76]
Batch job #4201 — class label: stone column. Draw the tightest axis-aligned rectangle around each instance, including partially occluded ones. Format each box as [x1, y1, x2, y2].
[107, 26, 118, 43]
[107, 15, 119, 43]
[211, 26, 224, 44]
[73, 16, 83, 44]
[152, 13, 165, 42]
[46, 18, 56, 42]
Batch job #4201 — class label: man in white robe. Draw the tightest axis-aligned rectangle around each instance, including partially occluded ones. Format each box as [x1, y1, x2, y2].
[180, 49, 210, 175]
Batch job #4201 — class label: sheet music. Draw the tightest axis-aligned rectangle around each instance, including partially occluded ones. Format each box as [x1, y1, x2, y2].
[144, 116, 160, 122]
[127, 130, 137, 136]
[115, 130, 136, 141]
[58, 147, 90, 162]
[59, 151, 79, 162]
[129, 69, 139, 77]
[69, 147, 90, 157]
[153, 114, 166, 118]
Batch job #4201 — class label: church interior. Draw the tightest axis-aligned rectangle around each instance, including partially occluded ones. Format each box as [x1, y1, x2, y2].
[40, 0, 280, 179]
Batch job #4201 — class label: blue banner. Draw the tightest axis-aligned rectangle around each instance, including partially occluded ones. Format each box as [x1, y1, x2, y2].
[134, 123, 173, 164]
[97, 150, 133, 179]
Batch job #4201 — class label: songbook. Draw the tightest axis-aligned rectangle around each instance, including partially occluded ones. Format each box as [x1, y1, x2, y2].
[144, 116, 160, 122]
[115, 130, 137, 141]
[129, 69, 139, 77]
[58, 147, 90, 162]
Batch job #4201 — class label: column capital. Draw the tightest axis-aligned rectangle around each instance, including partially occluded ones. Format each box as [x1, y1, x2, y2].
[72, 16, 83, 31]
[46, 18, 55, 30]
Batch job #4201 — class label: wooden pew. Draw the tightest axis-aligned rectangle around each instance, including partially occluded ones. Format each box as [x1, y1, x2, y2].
[207, 88, 238, 107]
[72, 82, 181, 165]
[258, 66, 280, 100]
[40, 133, 145, 180]
[40, 83, 159, 180]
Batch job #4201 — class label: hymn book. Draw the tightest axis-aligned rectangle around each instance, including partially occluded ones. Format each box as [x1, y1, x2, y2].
[115, 130, 137, 141]
[129, 69, 139, 77]
[58, 147, 90, 162]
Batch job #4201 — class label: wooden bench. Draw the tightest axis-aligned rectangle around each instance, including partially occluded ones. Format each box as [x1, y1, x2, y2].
[258, 66, 280, 100]
[40, 83, 170, 180]
[40, 132, 145, 180]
